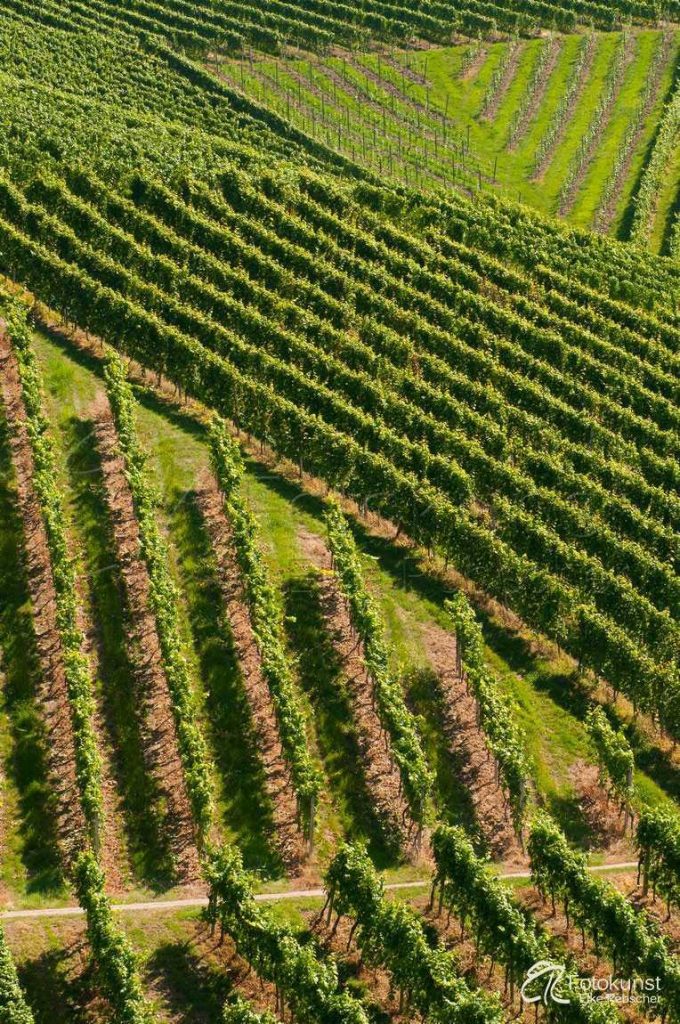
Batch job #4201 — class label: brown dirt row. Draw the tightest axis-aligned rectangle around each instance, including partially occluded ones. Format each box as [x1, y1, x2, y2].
[517, 884, 646, 1023]
[4, 913, 282, 1024]
[559, 34, 638, 215]
[296, 526, 418, 855]
[418, 621, 524, 864]
[594, 31, 678, 235]
[91, 400, 201, 884]
[0, 329, 87, 868]
[26, 308, 678, 858]
[460, 45, 489, 82]
[480, 40, 524, 122]
[508, 36, 564, 151]
[569, 761, 636, 860]
[533, 33, 598, 181]
[195, 481, 306, 872]
[71, 544, 130, 892]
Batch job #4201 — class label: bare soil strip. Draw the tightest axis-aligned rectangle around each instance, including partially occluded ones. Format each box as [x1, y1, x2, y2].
[480, 40, 524, 122]
[0, 330, 87, 867]
[297, 527, 417, 853]
[195, 482, 306, 871]
[594, 31, 678, 234]
[532, 34, 598, 181]
[418, 621, 524, 864]
[91, 401, 201, 883]
[508, 37, 564, 151]
[559, 34, 638, 216]
[460, 46, 489, 82]
[569, 760, 636, 861]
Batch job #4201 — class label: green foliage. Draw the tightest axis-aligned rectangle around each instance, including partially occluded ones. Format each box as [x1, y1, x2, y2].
[584, 706, 635, 804]
[1, 295, 104, 847]
[208, 415, 321, 806]
[637, 807, 680, 912]
[445, 593, 530, 833]
[529, 813, 680, 1018]
[3, 197, 678, 741]
[0, 926, 35, 1024]
[431, 824, 619, 1024]
[223, 997, 277, 1024]
[103, 350, 215, 844]
[325, 842, 503, 1023]
[204, 845, 369, 1024]
[73, 850, 152, 1024]
[630, 78, 680, 245]
[324, 502, 432, 824]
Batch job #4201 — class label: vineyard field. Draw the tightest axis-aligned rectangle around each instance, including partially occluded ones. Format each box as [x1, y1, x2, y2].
[214, 28, 680, 248]
[0, 0, 679, 1020]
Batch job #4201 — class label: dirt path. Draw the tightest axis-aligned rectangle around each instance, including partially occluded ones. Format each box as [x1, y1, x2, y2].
[0, 330, 87, 868]
[91, 400, 201, 884]
[460, 45, 488, 82]
[196, 482, 306, 871]
[0, 864, 641, 920]
[297, 527, 417, 854]
[419, 620, 524, 864]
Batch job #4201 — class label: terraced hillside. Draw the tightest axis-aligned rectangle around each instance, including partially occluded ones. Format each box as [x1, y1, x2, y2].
[214, 28, 680, 250]
[0, 0, 680, 1021]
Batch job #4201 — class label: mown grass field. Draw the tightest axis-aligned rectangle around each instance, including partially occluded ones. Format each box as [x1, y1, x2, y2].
[214, 28, 680, 250]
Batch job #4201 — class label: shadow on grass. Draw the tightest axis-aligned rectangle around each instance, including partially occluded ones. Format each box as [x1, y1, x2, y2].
[403, 667, 479, 838]
[18, 942, 92, 1024]
[0, 412, 64, 894]
[169, 490, 282, 877]
[283, 571, 398, 869]
[145, 939, 235, 1024]
[65, 416, 175, 890]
